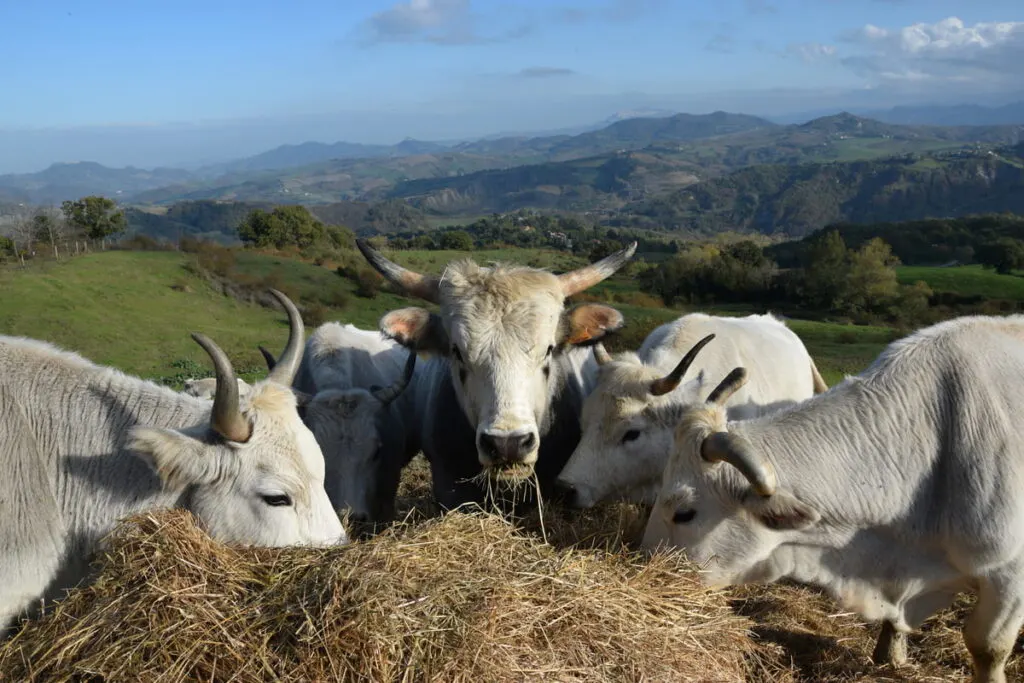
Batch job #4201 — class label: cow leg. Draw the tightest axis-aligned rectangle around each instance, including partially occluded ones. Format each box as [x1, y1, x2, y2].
[871, 620, 908, 666]
[963, 573, 1024, 683]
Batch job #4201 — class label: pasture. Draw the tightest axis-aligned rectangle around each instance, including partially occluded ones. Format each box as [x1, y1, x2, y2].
[896, 264, 1024, 302]
[0, 245, 1017, 681]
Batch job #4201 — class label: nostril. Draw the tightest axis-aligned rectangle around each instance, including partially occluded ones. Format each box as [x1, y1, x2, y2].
[519, 432, 537, 453]
[553, 479, 577, 505]
[479, 433, 500, 459]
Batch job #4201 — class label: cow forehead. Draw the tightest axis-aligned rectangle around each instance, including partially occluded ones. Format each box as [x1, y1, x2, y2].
[440, 263, 566, 352]
[244, 382, 323, 476]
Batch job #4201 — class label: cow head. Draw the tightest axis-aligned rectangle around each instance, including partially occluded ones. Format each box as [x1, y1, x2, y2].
[358, 239, 635, 478]
[129, 289, 348, 548]
[556, 334, 718, 508]
[641, 366, 820, 587]
[183, 376, 252, 400]
[265, 348, 417, 526]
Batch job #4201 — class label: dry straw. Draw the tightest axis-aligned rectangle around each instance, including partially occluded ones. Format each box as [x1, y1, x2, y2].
[0, 507, 756, 683]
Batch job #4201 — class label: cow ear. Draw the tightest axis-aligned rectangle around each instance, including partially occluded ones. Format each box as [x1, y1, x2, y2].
[128, 427, 227, 489]
[743, 490, 820, 531]
[380, 307, 449, 354]
[561, 304, 625, 346]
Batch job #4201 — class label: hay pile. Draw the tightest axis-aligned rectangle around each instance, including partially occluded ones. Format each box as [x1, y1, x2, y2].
[0, 508, 757, 683]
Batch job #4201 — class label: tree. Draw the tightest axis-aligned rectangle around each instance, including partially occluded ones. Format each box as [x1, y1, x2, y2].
[976, 238, 1024, 275]
[800, 230, 851, 310]
[439, 230, 473, 251]
[237, 206, 326, 250]
[844, 238, 901, 313]
[61, 196, 126, 240]
[31, 208, 67, 258]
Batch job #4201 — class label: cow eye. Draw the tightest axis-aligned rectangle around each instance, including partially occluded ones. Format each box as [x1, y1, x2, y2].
[451, 346, 463, 363]
[545, 344, 554, 358]
[261, 494, 293, 507]
[621, 429, 641, 443]
[673, 509, 696, 524]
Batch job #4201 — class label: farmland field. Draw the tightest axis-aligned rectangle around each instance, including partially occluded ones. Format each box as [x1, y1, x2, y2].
[0, 247, 893, 387]
[0, 245, 1019, 681]
[897, 263, 1024, 301]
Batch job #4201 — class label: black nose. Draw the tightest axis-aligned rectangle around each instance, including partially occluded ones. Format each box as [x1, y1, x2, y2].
[480, 431, 537, 463]
[552, 479, 578, 507]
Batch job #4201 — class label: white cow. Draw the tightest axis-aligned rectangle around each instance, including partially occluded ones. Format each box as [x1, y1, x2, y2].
[183, 376, 251, 400]
[260, 321, 420, 525]
[557, 313, 828, 508]
[643, 315, 1024, 683]
[0, 289, 346, 634]
[357, 239, 635, 510]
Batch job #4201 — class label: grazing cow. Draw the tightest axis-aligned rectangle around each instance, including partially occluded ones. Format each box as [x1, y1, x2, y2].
[557, 313, 828, 508]
[260, 322, 420, 524]
[357, 239, 635, 509]
[642, 315, 1024, 683]
[0, 289, 347, 634]
[183, 376, 251, 400]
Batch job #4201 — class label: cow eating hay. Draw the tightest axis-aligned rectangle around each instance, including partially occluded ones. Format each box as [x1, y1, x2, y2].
[0, 508, 758, 683]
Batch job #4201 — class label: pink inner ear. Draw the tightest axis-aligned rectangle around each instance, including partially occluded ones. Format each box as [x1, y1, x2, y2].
[381, 309, 427, 345]
[566, 305, 625, 344]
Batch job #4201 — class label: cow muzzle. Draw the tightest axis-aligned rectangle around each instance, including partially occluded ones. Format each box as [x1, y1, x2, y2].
[478, 428, 539, 476]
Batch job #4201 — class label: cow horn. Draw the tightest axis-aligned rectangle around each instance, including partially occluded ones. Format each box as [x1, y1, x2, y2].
[372, 351, 417, 406]
[192, 332, 251, 443]
[706, 367, 748, 406]
[258, 345, 277, 372]
[558, 241, 638, 297]
[357, 239, 441, 304]
[266, 289, 304, 386]
[649, 333, 716, 397]
[593, 342, 613, 365]
[700, 431, 776, 497]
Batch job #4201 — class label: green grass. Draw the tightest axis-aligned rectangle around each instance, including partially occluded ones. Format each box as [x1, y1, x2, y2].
[897, 264, 1024, 301]
[0, 248, 894, 390]
[0, 252, 289, 384]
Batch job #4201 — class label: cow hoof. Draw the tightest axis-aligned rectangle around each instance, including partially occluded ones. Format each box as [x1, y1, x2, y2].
[872, 620, 908, 667]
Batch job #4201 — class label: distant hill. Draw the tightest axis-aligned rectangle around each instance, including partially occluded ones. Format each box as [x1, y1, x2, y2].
[380, 114, 1022, 217]
[204, 138, 451, 175]
[123, 198, 431, 243]
[861, 100, 1024, 127]
[0, 162, 195, 205]
[623, 145, 1024, 237]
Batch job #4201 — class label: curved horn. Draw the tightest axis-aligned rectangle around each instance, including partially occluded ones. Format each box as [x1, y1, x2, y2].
[372, 351, 417, 406]
[258, 345, 277, 372]
[558, 241, 637, 297]
[191, 332, 251, 443]
[706, 367, 748, 406]
[356, 239, 441, 304]
[649, 333, 716, 397]
[700, 431, 776, 497]
[266, 289, 304, 386]
[593, 342, 613, 366]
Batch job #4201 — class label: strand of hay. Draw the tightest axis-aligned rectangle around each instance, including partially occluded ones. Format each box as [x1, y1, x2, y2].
[0, 508, 756, 683]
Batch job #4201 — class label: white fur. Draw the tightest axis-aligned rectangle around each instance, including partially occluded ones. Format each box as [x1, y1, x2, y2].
[0, 335, 346, 633]
[559, 313, 821, 507]
[645, 315, 1024, 683]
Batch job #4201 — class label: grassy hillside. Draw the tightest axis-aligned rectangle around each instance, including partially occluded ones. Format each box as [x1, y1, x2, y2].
[0, 248, 896, 387]
[897, 264, 1024, 301]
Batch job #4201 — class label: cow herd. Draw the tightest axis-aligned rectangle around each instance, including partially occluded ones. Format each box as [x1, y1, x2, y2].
[3, 240, 1023, 683]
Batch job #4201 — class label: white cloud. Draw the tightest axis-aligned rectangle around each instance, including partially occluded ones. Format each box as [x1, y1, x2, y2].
[841, 16, 1024, 86]
[360, 0, 529, 46]
[785, 42, 837, 63]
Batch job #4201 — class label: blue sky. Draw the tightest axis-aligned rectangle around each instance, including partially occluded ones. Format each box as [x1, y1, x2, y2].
[0, 0, 1022, 171]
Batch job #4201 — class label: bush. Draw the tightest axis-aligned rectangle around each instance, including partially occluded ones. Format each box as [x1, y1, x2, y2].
[355, 269, 382, 299]
[302, 302, 329, 328]
[196, 245, 236, 277]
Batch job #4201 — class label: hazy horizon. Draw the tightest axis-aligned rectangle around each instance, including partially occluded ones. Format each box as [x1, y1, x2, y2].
[2, 0, 1022, 174]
